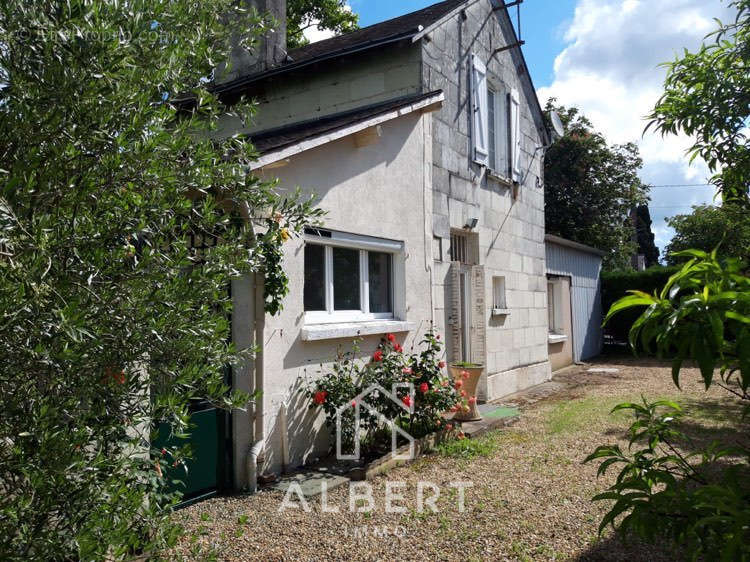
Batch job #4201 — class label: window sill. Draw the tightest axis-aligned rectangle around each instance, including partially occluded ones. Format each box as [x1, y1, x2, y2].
[301, 320, 416, 342]
[487, 170, 512, 186]
[491, 308, 511, 317]
[548, 334, 568, 344]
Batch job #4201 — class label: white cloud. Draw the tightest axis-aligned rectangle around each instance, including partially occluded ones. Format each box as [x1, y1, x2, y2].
[538, 0, 733, 259]
[302, 3, 353, 44]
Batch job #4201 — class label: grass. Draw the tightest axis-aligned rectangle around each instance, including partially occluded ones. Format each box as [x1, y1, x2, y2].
[435, 432, 501, 459]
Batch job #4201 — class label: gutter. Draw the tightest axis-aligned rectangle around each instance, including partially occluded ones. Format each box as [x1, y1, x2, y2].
[545, 234, 606, 257]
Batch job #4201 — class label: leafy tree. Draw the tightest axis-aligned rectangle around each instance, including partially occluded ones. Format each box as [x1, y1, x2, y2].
[544, 100, 651, 270]
[0, 1, 320, 559]
[632, 204, 660, 268]
[665, 203, 750, 265]
[647, 0, 750, 206]
[287, 0, 359, 49]
[588, 250, 750, 559]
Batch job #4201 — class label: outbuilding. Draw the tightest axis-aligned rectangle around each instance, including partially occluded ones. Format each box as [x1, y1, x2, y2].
[544, 234, 604, 371]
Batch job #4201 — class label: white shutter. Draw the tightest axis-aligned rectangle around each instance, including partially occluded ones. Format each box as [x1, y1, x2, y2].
[470, 54, 488, 166]
[470, 265, 486, 366]
[447, 262, 462, 363]
[509, 88, 521, 182]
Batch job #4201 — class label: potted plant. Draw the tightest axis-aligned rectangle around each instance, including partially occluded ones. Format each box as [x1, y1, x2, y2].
[448, 362, 483, 421]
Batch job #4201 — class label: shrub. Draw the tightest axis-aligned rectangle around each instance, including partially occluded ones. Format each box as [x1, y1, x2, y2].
[601, 265, 680, 344]
[588, 249, 750, 559]
[304, 332, 464, 459]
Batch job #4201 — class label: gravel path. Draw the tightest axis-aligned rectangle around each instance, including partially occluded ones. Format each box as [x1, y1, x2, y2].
[168, 356, 741, 561]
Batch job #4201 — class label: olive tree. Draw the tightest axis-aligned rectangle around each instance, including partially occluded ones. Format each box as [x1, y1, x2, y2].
[0, 1, 320, 559]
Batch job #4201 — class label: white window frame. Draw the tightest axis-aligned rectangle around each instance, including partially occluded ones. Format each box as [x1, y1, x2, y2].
[492, 276, 507, 309]
[304, 230, 403, 325]
[487, 83, 510, 179]
[547, 277, 565, 335]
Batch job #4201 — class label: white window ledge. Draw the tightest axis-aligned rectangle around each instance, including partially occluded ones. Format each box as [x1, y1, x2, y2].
[301, 320, 416, 342]
[491, 308, 511, 317]
[487, 170, 512, 186]
[548, 333, 568, 344]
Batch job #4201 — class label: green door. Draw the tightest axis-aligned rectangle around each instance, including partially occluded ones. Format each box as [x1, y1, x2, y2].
[153, 400, 230, 504]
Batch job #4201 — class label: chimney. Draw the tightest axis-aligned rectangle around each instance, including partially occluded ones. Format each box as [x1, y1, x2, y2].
[216, 0, 287, 84]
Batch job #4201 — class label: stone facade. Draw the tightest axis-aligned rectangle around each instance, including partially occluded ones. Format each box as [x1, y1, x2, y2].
[422, 1, 550, 399]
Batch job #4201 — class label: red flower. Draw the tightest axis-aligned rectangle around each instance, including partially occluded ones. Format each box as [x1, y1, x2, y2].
[445, 423, 453, 431]
[454, 379, 463, 389]
[438, 361, 446, 369]
[313, 390, 328, 405]
[394, 343, 403, 353]
[402, 367, 413, 375]
[461, 370, 470, 379]
[460, 389, 467, 397]
[441, 380, 449, 387]
[436, 334, 441, 340]
[372, 350, 383, 362]
[457, 432, 466, 440]
[351, 400, 357, 408]
[468, 396, 477, 405]
[387, 333, 396, 343]
[401, 395, 413, 408]
[449, 405, 459, 412]
[160, 448, 167, 455]
[419, 382, 429, 393]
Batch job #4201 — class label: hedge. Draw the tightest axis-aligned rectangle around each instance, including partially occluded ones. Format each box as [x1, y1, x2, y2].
[601, 265, 681, 344]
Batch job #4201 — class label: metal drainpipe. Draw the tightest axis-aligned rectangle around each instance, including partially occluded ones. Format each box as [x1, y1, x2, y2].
[246, 274, 266, 492]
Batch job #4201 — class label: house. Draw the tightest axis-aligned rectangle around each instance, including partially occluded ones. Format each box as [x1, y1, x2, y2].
[545, 234, 604, 371]
[176, 0, 556, 499]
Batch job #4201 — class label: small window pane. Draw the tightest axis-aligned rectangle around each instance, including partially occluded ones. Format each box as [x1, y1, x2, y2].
[333, 247, 360, 310]
[368, 252, 392, 313]
[304, 244, 326, 311]
[488, 88, 496, 170]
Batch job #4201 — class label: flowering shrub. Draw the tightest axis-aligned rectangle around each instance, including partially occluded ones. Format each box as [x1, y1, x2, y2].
[304, 331, 463, 458]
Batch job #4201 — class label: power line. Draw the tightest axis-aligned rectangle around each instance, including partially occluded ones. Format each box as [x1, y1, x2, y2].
[647, 183, 713, 188]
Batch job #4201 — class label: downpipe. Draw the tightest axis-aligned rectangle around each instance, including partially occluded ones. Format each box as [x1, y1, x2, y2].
[246, 439, 265, 494]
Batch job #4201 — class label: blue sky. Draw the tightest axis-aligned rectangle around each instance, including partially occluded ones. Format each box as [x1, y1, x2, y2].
[351, 0, 577, 90]
[340, 1, 730, 259]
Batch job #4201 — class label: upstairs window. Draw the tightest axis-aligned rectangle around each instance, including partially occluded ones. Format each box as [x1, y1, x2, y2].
[304, 229, 400, 324]
[487, 86, 509, 177]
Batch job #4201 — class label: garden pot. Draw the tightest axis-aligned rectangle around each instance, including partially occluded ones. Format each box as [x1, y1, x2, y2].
[449, 364, 483, 421]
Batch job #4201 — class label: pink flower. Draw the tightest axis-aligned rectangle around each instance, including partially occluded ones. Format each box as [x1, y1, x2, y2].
[313, 390, 327, 405]
[436, 418, 442, 426]
[457, 432, 466, 440]
[460, 389, 467, 397]
[445, 423, 453, 431]
[441, 380, 449, 387]
[387, 333, 396, 343]
[372, 350, 383, 362]
[419, 382, 429, 393]
[461, 370, 470, 379]
[401, 395, 413, 408]
[160, 448, 167, 455]
[351, 400, 357, 408]
[449, 405, 459, 413]
[438, 361, 446, 369]
[468, 396, 477, 405]
[454, 380, 463, 389]
[402, 367, 413, 375]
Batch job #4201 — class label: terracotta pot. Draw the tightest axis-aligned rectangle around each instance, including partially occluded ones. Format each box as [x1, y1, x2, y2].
[448, 364, 483, 421]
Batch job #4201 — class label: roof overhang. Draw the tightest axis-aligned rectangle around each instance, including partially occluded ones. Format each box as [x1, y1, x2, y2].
[545, 234, 606, 257]
[250, 90, 445, 171]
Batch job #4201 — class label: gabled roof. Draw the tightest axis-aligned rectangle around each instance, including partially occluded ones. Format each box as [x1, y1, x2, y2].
[249, 90, 444, 169]
[213, 0, 467, 95]
[287, 0, 466, 65]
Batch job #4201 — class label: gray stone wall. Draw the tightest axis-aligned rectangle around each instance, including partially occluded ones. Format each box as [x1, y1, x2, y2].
[421, 1, 550, 399]
[215, 45, 423, 136]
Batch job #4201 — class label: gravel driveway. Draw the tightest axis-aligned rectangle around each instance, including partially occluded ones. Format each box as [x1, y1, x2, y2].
[167, 356, 740, 561]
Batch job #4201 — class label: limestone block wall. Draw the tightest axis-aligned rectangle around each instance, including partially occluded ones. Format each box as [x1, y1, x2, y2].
[421, 0, 550, 400]
[215, 45, 423, 137]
